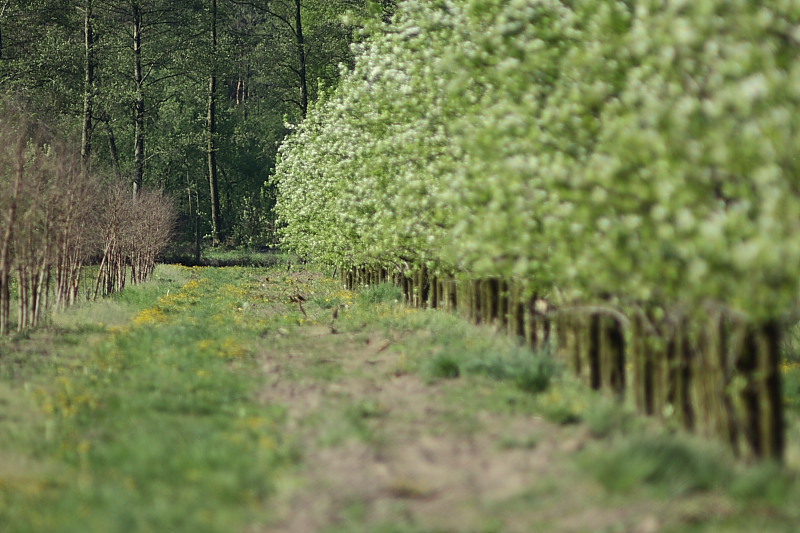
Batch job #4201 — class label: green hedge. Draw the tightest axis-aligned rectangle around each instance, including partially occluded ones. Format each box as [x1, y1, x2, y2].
[272, 0, 800, 322]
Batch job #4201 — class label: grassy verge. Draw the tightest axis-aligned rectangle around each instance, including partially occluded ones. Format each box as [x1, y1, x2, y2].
[0, 265, 295, 533]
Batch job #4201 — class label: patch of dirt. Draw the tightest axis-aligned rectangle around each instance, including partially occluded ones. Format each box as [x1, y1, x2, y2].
[252, 326, 654, 533]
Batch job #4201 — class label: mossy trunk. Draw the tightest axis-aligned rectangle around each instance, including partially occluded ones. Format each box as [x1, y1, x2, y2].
[632, 312, 655, 415]
[599, 314, 626, 397]
[735, 321, 784, 460]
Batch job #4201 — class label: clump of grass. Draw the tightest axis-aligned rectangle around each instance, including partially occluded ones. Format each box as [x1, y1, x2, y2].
[586, 434, 732, 496]
[582, 396, 636, 438]
[410, 314, 558, 394]
[358, 283, 403, 305]
[423, 352, 461, 380]
[782, 363, 800, 412]
[313, 295, 339, 309]
[535, 384, 584, 425]
[398, 311, 557, 394]
[463, 347, 555, 394]
[729, 461, 795, 505]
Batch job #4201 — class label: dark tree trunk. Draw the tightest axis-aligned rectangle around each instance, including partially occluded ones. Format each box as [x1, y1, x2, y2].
[81, 0, 95, 168]
[294, 0, 307, 117]
[133, 3, 144, 195]
[208, 0, 222, 244]
[103, 116, 122, 179]
[0, 146, 24, 335]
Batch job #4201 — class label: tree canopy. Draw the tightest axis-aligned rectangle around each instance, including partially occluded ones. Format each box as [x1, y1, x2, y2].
[273, 0, 800, 322]
[0, 0, 376, 246]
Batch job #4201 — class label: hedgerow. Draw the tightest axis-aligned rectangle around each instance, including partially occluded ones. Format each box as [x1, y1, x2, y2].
[273, 0, 800, 322]
[0, 101, 175, 334]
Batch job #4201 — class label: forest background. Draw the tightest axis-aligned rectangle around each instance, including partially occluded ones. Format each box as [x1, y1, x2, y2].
[0, 0, 397, 248]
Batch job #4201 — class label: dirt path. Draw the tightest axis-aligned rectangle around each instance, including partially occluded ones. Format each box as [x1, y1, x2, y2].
[253, 324, 661, 533]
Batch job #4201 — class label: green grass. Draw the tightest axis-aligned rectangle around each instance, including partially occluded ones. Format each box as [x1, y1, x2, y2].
[358, 282, 404, 305]
[339, 302, 558, 395]
[585, 435, 732, 496]
[162, 245, 302, 268]
[0, 265, 296, 533]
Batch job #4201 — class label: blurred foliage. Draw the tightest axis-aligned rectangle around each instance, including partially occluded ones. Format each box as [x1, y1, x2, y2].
[0, 0, 380, 247]
[273, 0, 800, 322]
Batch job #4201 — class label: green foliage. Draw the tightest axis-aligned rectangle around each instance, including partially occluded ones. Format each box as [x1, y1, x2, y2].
[587, 435, 732, 496]
[423, 352, 462, 381]
[729, 461, 795, 506]
[0, 0, 375, 247]
[358, 282, 403, 304]
[273, 0, 800, 321]
[462, 348, 555, 394]
[373, 305, 557, 393]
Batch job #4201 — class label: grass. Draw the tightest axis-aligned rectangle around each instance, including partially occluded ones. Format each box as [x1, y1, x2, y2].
[332, 286, 800, 531]
[3, 266, 800, 532]
[584, 435, 731, 496]
[161, 244, 302, 268]
[340, 301, 558, 395]
[0, 265, 297, 533]
[358, 282, 404, 305]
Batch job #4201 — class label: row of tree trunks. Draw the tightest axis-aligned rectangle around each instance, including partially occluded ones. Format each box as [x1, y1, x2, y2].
[341, 265, 552, 350]
[555, 312, 624, 395]
[628, 310, 784, 460]
[340, 264, 785, 461]
[558, 307, 783, 460]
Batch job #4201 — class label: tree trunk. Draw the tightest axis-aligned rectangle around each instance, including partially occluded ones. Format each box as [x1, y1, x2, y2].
[133, 3, 144, 195]
[208, 0, 222, 244]
[0, 139, 25, 334]
[294, 0, 308, 118]
[103, 117, 122, 179]
[81, 0, 95, 168]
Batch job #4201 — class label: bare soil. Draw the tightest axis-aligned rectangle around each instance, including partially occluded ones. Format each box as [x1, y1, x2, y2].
[252, 325, 699, 533]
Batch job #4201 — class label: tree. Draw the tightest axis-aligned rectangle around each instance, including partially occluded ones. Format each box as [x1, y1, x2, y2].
[208, 0, 222, 242]
[80, 0, 96, 168]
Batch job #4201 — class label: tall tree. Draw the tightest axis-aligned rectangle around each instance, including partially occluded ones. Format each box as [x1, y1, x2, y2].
[293, 0, 308, 117]
[1, 0, 373, 247]
[0, 0, 7, 60]
[208, 0, 222, 243]
[132, 2, 145, 194]
[81, 0, 95, 168]
[238, 0, 365, 119]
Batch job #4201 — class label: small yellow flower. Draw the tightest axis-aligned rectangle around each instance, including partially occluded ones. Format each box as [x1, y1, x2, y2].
[132, 307, 168, 325]
[258, 436, 277, 450]
[197, 339, 216, 351]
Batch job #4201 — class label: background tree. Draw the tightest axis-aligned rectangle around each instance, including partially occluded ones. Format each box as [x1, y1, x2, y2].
[0, 0, 379, 248]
